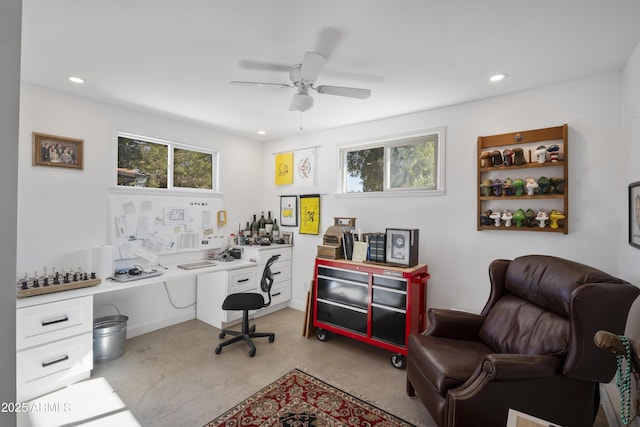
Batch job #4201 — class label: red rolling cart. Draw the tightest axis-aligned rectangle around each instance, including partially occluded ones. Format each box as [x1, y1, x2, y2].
[313, 258, 429, 368]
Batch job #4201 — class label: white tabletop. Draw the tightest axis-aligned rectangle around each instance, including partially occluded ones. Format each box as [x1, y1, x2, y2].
[16, 258, 257, 309]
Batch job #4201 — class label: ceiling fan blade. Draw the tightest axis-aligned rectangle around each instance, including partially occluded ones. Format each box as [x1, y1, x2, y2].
[315, 85, 371, 99]
[300, 52, 326, 82]
[230, 81, 292, 89]
[313, 27, 344, 60]
[238, 60, 291, 72]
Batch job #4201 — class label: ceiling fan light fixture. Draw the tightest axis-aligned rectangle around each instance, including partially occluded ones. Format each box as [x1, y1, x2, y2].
[290, 93, 314, 112]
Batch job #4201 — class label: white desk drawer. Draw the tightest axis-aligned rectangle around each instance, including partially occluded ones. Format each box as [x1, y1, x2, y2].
[17, 332, 92, 402]
[266, 260, 291, 285]
[228, 267, 257, 293]
[269, 281, 291, 306]
[252, 247, 292, 264]
[17, 296, 93, 350]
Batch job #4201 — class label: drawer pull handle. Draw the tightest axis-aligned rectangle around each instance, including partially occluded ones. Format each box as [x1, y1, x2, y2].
[273, 292, 282, 297]
[42, 355, 69, 368]
[238, 278, 250, 283]
[42, 316, 69, 326]
[273, 271, 282, 275]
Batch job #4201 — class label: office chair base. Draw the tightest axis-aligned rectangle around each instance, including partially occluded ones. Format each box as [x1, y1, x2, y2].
[214, 313, 275, 357]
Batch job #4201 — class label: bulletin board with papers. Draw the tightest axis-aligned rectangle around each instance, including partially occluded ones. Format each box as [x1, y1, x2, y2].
[109, 193, 224, 262]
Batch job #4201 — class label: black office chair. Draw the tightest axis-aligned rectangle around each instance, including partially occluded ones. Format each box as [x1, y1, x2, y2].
[214, 254, 280, 357]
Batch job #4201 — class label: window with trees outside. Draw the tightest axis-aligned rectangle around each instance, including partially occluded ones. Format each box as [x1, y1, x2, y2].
[340, 128, 445, 195]
[117, 133, 218, 192]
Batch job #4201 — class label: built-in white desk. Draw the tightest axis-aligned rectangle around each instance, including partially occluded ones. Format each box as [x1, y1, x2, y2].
[16, 258, 257, 309]
[16, 245, 292, 403]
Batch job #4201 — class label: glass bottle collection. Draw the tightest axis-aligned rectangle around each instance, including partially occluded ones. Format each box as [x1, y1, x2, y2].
[240, 211, 280, 245]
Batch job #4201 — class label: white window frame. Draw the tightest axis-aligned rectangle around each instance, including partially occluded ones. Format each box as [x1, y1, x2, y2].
[115, 131, 220, 194]
[337, 127, 446, 197]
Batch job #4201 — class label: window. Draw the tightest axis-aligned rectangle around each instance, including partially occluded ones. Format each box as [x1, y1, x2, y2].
[117, 133, 218, 192]
[340, 128, 445, 195]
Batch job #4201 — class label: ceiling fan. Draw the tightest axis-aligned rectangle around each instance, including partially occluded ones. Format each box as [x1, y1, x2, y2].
[230, 52, 371, 112]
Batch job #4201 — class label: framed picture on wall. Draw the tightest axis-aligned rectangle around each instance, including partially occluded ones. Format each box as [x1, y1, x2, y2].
[280, 195, 298, 227]
[32, 132, 84, 170]
[629, 181, 640, 249]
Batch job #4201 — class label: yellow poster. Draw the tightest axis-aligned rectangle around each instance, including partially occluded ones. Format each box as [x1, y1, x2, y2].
[275, 152, 293, 185]
[299, 194, 320, 235]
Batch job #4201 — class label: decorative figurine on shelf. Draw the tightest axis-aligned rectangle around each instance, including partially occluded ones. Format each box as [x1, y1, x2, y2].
[535, 145, 548, 163]
[513, 209, 525, 227]
[537, 176, 551, 194]
[480, 210, 493, 226]
[492, 179, 503, 196]
[502, 210, 513, 227]
[503, 149, 514, 166]
[480, 179, 493, 197]
[503, 178, 514, 196]
[490, 150, 503, 166]
[525, 177, 539, 195]
[513, 147, 526, 166]
[525, 208, 536, 227]
[480, 151, 491, 168]
[550, 177, 565, 194]
[489, 210, 502, 227]
[536, 209, 549, 228]
[549, 210, 566, 229]
[513, 178, 524, 196]
[547, 144, 560, 162]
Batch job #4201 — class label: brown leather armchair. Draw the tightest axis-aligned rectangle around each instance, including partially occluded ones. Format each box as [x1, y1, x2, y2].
[406, 255, 639, 427]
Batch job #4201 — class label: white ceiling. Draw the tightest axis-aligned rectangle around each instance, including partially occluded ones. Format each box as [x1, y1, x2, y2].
[20, 0, 640, 142]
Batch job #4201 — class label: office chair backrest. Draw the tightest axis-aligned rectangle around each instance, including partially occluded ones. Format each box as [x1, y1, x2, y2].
[260, 254, 281, 307]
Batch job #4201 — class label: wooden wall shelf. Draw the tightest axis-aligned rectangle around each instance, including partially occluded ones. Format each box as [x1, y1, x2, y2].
[477, 124, 569, 234]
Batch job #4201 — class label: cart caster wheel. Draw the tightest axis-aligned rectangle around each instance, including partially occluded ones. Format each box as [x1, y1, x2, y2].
[268, 335, 275, 343]
[249, 348, 256, 357]
[218, 332, 225, 339]
[316, 328, 329, 342]
[391, 353, 406, 369]
[214, 345, 222, 354]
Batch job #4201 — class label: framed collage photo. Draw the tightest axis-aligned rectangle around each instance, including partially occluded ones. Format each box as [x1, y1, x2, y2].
[33, 132, 83, 170]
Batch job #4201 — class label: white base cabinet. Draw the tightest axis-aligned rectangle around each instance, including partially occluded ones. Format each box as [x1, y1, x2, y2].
[16, 295, 93, 402]
[196, 245, 292, 329]
[196, 266, 258, 328]
[241, 245, 292, 313]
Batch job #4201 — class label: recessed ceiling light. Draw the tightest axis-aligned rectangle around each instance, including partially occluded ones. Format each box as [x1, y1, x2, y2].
[68, 76, 85, 84]
[489, 73, 507, 82]
[258, 130, 266, 135]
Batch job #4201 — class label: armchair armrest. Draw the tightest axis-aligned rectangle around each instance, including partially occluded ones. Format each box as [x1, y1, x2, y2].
[425, 308, 485, 340]
[482, 354, 562, 381]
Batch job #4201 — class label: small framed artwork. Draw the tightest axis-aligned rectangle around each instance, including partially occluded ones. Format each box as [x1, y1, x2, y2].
[281, 231, 293, 245]
[629, 181, 640, 249]
[33, 132, 84, 170]
[280, 195, 298, 227]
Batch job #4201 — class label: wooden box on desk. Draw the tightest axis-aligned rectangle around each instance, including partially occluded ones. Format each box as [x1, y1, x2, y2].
[317, 244, 343, 259]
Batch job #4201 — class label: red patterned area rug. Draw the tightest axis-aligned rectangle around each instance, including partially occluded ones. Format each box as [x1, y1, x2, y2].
[204, 368, 416, 426]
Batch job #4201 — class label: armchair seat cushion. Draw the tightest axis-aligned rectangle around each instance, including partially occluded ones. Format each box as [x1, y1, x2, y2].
[408, 334, 492, 394]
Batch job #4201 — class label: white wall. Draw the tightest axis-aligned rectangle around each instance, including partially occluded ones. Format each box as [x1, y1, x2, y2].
[619, 39, 640, 333]
[18, 84, 263, 335]
[1, 0, 20, 424]
[606, 39, 640, 427]
[263, 72, 626, 314]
